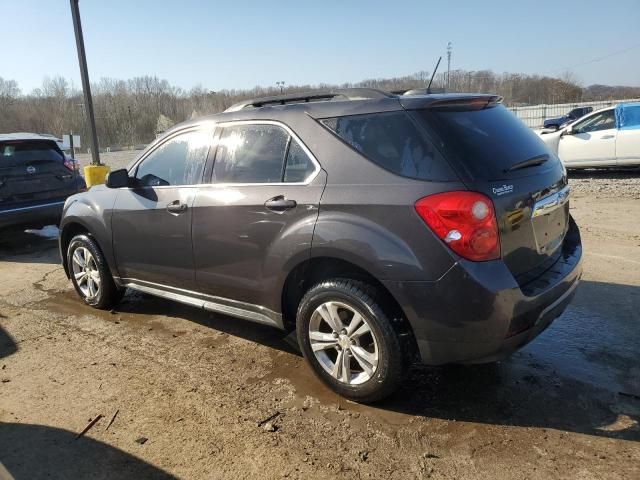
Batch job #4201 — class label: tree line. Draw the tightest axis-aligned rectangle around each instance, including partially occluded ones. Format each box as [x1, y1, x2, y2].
[1, 71, 638, 150]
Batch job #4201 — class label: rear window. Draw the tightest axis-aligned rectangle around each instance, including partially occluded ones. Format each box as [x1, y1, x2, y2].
[414, 105, 554, 180]
[1, 141, 64, 165]
[321, 111, 457, 181]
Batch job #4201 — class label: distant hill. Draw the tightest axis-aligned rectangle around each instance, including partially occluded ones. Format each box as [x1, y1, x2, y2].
[583, 84, 640, 101]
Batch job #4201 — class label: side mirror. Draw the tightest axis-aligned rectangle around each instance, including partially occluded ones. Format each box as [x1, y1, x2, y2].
[561, 126, 575, 137]
[105, 168, 131, 188]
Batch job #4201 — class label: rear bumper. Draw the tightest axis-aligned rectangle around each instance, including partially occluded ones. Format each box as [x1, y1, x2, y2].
[0, 200, 66, 230]
[384, 217, 583, 365]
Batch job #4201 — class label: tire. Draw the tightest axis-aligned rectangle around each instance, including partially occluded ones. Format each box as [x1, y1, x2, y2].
[296, 278, 405, 403]
[67, 234, 124, 309]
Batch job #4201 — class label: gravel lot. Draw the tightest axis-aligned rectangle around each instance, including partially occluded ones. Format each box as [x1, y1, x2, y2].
[1, 157, 639, 479]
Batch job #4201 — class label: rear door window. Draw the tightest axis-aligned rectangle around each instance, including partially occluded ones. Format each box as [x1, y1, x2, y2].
[135, 130, 210, 187]
[321, 111, 456, 181]
[213, 123, 317, 184]
[213, 124, 288, 183]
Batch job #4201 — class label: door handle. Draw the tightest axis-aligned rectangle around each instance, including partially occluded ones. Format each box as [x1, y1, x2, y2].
[265, 195, 297, 212]
[600, 134, 615, 139]
[166, 200, 188, 214]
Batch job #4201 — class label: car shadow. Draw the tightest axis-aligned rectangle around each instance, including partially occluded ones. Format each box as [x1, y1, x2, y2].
[114, 290, 301, 356]
[0, 423, 176, 480]
[372, 279, 640, 442]
[114, 279, 640, 442]
[46, 272, 640, 444]
[0, 229, 60, 265]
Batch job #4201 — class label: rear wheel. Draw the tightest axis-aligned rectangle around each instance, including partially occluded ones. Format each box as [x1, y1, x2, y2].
[296, 278, 405, 403]
[67, 234, 124, 309]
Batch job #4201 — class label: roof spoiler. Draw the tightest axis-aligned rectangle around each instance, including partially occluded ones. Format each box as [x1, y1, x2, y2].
[399, 94, 503, 110]
[224, 88, 394, 112]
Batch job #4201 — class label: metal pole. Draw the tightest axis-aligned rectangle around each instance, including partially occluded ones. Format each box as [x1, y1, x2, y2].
[446, 42, 452, 92]
[69, 130, 75, 159]
[70, 0, 100, 165]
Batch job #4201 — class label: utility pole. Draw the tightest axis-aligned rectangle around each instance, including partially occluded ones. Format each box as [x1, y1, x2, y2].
[70, 0, 100, 166]
[446, 42, 452, 92]
[128, 105, 134, 148]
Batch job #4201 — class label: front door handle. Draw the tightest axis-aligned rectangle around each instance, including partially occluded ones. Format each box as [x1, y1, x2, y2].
[166, 200, 188, 214]
[600, 134, 615, 139]
[265, 195, 297, 213]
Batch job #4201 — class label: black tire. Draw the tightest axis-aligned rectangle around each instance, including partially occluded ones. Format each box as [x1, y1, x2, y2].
[67, 234, 124, 309]
[296, 278, 405, 403]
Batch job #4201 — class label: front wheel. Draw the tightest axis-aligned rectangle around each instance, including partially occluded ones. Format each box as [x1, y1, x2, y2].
[296, 278, 405, 403]
[67, 234, 124, 309]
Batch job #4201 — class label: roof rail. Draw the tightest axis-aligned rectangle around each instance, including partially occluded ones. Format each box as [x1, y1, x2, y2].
[224, 88, 394, 112]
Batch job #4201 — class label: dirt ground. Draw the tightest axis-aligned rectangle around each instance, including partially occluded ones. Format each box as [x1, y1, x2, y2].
[0, 169, 639, 479]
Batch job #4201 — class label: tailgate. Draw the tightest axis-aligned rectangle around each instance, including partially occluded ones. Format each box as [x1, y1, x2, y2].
[469, 168, 569, 279]
[0, 140, 78, 207]
[410, 101, 571, 279]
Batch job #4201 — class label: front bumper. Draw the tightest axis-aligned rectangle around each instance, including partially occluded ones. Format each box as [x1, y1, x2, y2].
[0, 200, 66, 230]
[384, 218, 583, 365]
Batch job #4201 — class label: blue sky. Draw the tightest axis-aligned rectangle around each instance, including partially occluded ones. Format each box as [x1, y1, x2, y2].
[4, 0, 640, 93]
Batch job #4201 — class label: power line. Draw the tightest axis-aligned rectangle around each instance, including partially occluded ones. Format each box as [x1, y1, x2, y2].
[547, 42, 640, 73]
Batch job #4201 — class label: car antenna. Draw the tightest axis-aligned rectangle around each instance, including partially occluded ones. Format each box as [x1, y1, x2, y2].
[427, 56, 442, 94]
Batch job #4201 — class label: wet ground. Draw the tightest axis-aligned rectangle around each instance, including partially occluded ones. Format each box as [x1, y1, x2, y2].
[0, 173, 639, 479]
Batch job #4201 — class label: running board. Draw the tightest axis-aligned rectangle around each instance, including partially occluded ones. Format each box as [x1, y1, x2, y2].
[120, 279, 283, 329]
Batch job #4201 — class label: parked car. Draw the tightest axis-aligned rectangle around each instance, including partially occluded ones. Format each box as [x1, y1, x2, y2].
[543, 106, 593, 130]
[1, 133, 86, 231]
[59, 89, 582, 402]
[539, 103, 640, 168]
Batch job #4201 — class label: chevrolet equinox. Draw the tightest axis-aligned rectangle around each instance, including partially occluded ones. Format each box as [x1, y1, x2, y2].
[59, 89, 582, 402]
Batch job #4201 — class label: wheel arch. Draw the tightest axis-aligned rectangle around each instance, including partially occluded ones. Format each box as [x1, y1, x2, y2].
[59, 218, 115, 280]
[281, 256, 419, 362]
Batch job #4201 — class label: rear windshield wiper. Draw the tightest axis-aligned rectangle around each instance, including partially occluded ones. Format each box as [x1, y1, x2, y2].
[506, 154, 548, 172]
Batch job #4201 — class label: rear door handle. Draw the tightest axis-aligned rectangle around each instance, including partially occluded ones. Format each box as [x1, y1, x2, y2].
[166, 200, 188, 214]
[265, 195, 297, 212]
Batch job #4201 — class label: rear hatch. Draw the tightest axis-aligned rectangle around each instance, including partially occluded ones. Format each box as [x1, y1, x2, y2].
[0, 139, 79, 208]
[406, 97, 570, 281]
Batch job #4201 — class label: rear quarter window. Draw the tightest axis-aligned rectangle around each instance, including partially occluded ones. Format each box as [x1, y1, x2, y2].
[321, 111, 457, 181]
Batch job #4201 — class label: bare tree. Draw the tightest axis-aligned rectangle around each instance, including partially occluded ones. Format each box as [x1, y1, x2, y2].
[1, 71, 637, 149]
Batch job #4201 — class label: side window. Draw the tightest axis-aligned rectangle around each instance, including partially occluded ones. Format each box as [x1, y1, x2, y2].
[213, 124, 288, 183]
[284, 140, 316, 182]
[135, 130, 209, 187]
[574, 110, 616, 134]
[321, 111, 455, 181]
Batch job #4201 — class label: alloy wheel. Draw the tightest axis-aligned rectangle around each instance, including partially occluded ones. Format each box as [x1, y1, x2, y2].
[71, 246, 101, 299]
[309, 301, 379, 385]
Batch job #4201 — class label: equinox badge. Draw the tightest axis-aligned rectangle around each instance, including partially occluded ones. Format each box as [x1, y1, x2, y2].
[492, 184, 513, 196]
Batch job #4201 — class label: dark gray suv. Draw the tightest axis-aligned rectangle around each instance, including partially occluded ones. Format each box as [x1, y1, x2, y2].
[59, 89, 582, 402]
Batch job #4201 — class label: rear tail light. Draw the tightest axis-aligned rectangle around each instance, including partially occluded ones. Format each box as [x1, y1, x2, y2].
[64, 157, 79, 172]
[415, 191, 500, 261]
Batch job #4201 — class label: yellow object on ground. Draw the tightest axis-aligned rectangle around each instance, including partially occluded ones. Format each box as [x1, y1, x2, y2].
[83, 164, 110, 187]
